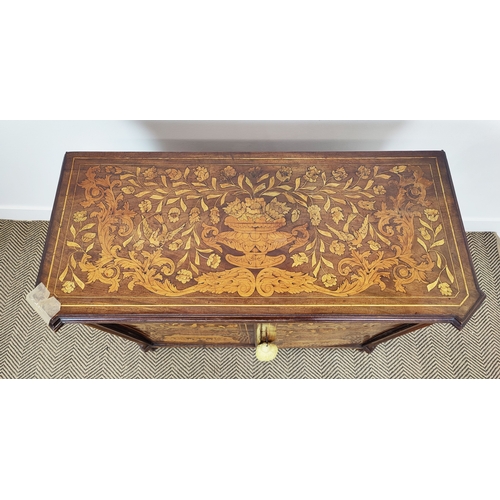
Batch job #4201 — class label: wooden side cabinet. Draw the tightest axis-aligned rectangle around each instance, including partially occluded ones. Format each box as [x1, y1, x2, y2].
[35, 151, 485, 360]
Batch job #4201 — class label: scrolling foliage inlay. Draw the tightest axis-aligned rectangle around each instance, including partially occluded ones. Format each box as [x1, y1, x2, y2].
[58, 162, 455, 298]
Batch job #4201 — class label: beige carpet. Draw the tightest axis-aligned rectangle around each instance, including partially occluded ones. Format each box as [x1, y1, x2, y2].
[0, 220, 499, 378]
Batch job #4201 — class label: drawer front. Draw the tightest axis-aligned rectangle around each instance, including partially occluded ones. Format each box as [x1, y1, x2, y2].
[271, 321, 405, 348]
[125, 321, 413, 349]
[127, 322, 255, 347]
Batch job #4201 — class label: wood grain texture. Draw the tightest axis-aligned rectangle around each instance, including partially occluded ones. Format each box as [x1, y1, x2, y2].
[127, 322, 254, 346]
[35, 152, 485, 351]
[270, 321, 406, 348]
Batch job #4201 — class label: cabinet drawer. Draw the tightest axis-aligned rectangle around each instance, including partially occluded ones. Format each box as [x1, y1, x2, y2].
[120, 321, 422, 349]
[272, 321, 406, 348]
[127, 322, 255, 347]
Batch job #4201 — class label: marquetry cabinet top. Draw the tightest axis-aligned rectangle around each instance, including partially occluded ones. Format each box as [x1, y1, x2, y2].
[37, 152, 484, 328]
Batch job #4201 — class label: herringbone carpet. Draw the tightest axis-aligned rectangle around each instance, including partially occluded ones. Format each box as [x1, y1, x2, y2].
[1, 220, 499, 378]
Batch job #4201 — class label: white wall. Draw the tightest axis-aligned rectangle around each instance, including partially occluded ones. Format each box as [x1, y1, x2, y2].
[0, 121, 159, 220]
[0, 120, 499, 233]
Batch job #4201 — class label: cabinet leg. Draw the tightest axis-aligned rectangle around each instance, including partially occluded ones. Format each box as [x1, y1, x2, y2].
[359, 344, 376, 354]
[140, 344, 157, 353]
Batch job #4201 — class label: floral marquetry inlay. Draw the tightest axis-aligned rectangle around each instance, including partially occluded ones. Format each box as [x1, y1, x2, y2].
[58, 161, 456, 298]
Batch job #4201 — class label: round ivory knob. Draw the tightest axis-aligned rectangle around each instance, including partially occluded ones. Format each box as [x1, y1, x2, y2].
[256, 342, 278, 362]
